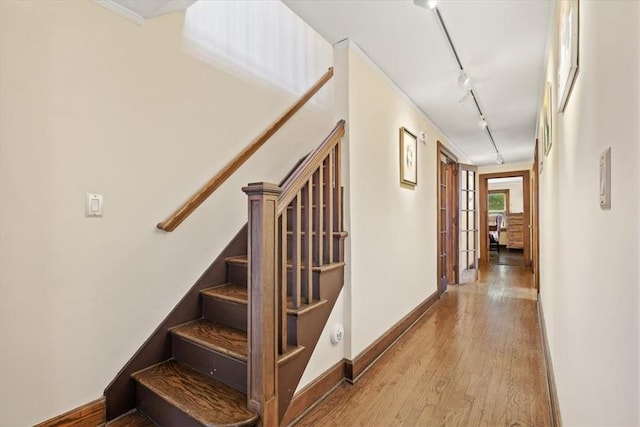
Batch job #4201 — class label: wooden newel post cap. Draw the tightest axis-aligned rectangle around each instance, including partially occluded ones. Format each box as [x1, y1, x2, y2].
[242, 182, 282, 196]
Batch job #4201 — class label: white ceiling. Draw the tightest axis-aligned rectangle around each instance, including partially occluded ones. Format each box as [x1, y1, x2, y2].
[283, 0, 554, 166]
[108, 0, 553, 166]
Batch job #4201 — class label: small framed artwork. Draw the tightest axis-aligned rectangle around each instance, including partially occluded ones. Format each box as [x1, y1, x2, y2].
[400, 127, 417, 186]
[557, 0, 579, 113]
[543, 82, 553, 156]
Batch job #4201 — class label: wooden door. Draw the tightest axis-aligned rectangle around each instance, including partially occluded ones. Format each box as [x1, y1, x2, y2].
[459, 163, 478, 284]
[437, 147, 458, 296]
[533, 139, 540, 292]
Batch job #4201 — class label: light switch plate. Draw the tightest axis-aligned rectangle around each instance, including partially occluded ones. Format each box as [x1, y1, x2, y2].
[599, 147, 611, 210]
[86, 193, 103, 217]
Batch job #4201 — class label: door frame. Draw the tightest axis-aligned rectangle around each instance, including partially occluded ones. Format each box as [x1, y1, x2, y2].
[479, 170, 531, 267]
[533, 139, 540, 291]
[437, 142, 459, 294]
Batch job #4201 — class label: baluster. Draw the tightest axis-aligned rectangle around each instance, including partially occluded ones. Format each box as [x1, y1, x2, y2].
[323, 151, 334, 264]
[313, 167, 324, 266]
[302, 178, 313, 304]
[279, 212, 287, 354]
[333, 143, 342, 262]
[290, 192, 302, 309]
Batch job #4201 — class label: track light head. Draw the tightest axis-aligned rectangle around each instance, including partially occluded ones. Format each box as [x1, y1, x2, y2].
[459, 91, 471, 107]
[496, 154, 504, 165]
[457, 70, 471, 91]
[413, 0, 438, 10]
[478, 117, 488, 129]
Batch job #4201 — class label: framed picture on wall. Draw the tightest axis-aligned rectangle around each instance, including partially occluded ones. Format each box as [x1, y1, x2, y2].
[557, 0, 579, 113]
[543, 82, 553, 156]
[400, 127, 417, 186]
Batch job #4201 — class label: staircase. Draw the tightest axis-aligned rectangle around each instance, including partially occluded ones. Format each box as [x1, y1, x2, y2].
[105, 121, 347, 426]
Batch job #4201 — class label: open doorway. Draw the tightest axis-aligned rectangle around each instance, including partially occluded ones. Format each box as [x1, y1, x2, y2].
[487, 177, 525, 266]
[479, 170, 531, 268]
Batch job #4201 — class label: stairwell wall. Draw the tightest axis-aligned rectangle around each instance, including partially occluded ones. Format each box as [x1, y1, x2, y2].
[537, 1, 640, 424]
[0, 2, 334, 425]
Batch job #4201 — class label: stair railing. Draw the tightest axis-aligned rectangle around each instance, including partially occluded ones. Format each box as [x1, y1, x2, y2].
[157, 67, 334, 232]
[242, 119, 345, 425]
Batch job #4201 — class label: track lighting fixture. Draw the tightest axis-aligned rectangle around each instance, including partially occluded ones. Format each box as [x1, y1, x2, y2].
[459, 91, 471, 106]
[413, 0, 439, 10]
[416, 0, 504, 164]
[457, 70, 471, 91]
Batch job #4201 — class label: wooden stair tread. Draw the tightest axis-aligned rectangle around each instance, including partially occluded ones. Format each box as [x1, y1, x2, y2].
[201, 283, 247, 304]
[171, 319, 247, 361]
[287, 297, 327, 316]
[107, 410, 157, 427]
[132, 360, 258, 427]
[201, 284, 327, 316]
[226, 255, 249, 265]
[279, 345, 306, 366]
[226, 255, 345, 272]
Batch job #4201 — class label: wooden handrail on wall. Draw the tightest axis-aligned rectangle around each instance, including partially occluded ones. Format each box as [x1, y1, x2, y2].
[157, 67, 334, 232]
[243, 119, 346, 426]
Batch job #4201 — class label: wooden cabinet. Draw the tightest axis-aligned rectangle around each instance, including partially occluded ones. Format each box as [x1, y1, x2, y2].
[507, 213, 524, 249]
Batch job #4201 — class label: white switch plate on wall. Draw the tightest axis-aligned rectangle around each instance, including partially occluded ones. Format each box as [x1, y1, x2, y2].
[599, 147, 611, 210]
[86, 193, 103, 217]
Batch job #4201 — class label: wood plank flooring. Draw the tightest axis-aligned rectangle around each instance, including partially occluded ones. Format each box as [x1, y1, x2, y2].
[294, 264, 551, 427]
[489, 248, 526, 266]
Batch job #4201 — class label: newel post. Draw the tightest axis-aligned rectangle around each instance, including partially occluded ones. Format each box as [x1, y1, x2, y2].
[242, 182, 282, 427]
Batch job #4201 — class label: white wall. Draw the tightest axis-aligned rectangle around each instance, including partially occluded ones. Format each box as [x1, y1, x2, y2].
[538, 1, 640, 425]
[0, 1, 334, 425]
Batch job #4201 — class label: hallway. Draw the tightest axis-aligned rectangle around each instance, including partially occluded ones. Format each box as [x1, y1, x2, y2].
[295, 265, 550, 426]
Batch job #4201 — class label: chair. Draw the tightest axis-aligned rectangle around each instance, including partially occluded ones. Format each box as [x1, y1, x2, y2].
[489, 215, 503, 253]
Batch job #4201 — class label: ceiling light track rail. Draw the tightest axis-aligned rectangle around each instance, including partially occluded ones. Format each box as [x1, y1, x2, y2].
[425, 2, 502, 163]
[434, 8, 463, 70]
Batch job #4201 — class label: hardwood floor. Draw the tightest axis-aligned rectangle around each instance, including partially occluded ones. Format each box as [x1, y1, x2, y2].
[294, 264, 551, 427]
[489, 248, 525, 266]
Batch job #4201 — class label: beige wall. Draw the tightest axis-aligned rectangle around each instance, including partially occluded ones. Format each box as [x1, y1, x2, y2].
[538, 1, 640, 424]
[0, 1, 334, 425]
[478, 162, 532, 176]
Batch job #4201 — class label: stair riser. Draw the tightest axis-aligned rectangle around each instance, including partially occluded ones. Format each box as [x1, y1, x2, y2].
[228, 263, 247, 287]
[286, 271, 321, 301]
[172, 337, 247, 394]
[136, 383, 201, 427]
[202, 297, 247, 332]
[286, 315, 298, 347]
